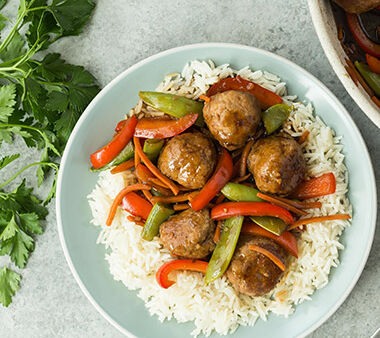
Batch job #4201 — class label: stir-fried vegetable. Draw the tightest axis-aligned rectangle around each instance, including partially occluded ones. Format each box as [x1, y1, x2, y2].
[248, 245, 286, 271]
[122, 192, 153, 220]
[256, 192, 307, 216]
[262, 104, 292, 134]
[220, 183, 287, 234]
[221, 182, 262, 202]
[90, 141, 134, 172]
[250, 216, 287, 236]
[141, 203, 174, 241]
[139, 91, 204, 126]
[355, 62, 380, 96]
[190, 149, 233, 211]
[106, 184, 152, 226]
[211, 202, 294, 224]
[90, 116, 138, 169]
[143, 139, 164, 162]
[134, 137, 180, 195]
[292, 173, 336, 200]
[288, 214, 351, 230]
[346, 13, 380, 57]
[205, 216, 244, 285]
[241, 222, 298, 258]
[366, 54, 380, 74]
[206, 75, 282, 109]
[156, 259, 208, 289]
[110, 159, 135, 174]
[134, 114, 198, 139]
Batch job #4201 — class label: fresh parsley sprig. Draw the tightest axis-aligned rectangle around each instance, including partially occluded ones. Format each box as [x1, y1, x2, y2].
[0, 0, 98, 306]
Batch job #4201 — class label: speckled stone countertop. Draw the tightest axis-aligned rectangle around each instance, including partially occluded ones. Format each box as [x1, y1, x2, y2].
[0, 0, 379, 337]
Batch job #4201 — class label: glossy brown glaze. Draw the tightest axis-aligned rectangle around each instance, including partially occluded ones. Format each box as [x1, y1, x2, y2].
[157, 132, 217, 189]
[203, 90, 261, 151]
[226, 235, 287, 297]
[159, 208, 216, 259]
[247, 135, 306, 196]
[332, 0, 380, 14]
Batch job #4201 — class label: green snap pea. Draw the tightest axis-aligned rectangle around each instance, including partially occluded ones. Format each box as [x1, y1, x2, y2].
[355, 62, 380, 97]
[262, 104, 292, 134]
[143, 139, 164, 162]
[221, 182, 263, 202]
[90, 141, 134, 172]
[139, 91, 204, 126]
[249, 216, 287, 236]
[141, 203, 174, 241]
[205, 216, 244, 285]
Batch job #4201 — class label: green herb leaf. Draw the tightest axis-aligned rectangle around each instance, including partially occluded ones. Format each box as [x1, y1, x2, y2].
[0, 84, 17, 123]
[0, 31, 26, 61]
[0, 267, 21, 307]
[19, 213, 43, 235]
[0, 153, 20, 170]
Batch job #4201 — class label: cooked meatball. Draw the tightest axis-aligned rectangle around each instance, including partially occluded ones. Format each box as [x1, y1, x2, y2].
[157, 132, 216, 189]
[203, 90, 261, 151]
[226, 235, 287, 297]
[247, 135, 306, 196]
[159, 208, 216, 259]
[333, 0, 380, 14]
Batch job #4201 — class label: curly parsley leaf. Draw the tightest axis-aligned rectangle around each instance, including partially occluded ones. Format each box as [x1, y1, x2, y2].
[0, 84, 17, 123]
[19, 213, 42, 235]
[0, 154, 20, 170]
[0, 266, 21, 307]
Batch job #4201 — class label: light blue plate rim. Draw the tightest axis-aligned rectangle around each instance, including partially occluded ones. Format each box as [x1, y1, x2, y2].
[56, 43, 377, 338]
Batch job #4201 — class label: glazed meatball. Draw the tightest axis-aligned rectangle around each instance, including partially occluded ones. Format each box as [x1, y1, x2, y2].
[159, 208, 216, 259]
[226, 235, 287, 297]
[247, 135, 306, 196]
[203, 90, 261, 151]
[157, 132, 216, 189]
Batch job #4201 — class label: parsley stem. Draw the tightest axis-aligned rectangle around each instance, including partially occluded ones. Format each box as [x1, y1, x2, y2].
[0, 8, 26, 55]
[27, 6, 49, 12]
[0, 162, 58, 189]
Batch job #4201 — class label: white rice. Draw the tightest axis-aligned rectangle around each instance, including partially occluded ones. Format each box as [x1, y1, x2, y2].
[88, 60, 352, 337]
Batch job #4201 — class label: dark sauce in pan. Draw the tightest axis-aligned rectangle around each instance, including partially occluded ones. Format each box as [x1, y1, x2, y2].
[331, 2, 380, 63]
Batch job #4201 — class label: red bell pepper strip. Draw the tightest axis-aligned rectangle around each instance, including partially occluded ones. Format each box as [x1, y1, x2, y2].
[241, 221, 298, 258]
[346, 13, 380, 58]
[91, 116, 138, 169]
[292, 173, 336, 200]
[211, 202, 294, 225]
[366, 54, 380, 74]
[156, 259, 208, 289]
[207, 75, 282, 109]
[115, 119, 127, 133]
[134, 113, 198, 139]
[190, 149, 233, 211]
[122, 192, 153, 220]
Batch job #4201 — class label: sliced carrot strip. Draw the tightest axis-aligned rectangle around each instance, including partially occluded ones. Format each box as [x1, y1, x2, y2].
[239, 140, 254, 177]
[213, 223, 221, 243]
[248, 244, 286, 271]
[372, 96, 380, 108]
[288, 214, 351, 230]
[106, 184, 152, 226]
[256, 192, 307, 216]
[232, 173, 251, 183]
[151, 191, 199, 204]
[297, 130, 309, 144]
[214, 194, 225, 205]
[271, 196, 322, 209]
[173, 203, 190, 211]
[148, 177, 171, 189]
[110, 159, 135, 174]
[134, 136, 179, 195]
[199, 94, 211, 103]
[127, 215, 145, 227]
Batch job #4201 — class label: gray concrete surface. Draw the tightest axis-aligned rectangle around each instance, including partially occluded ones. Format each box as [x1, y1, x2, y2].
[0, 0, 379, 337]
